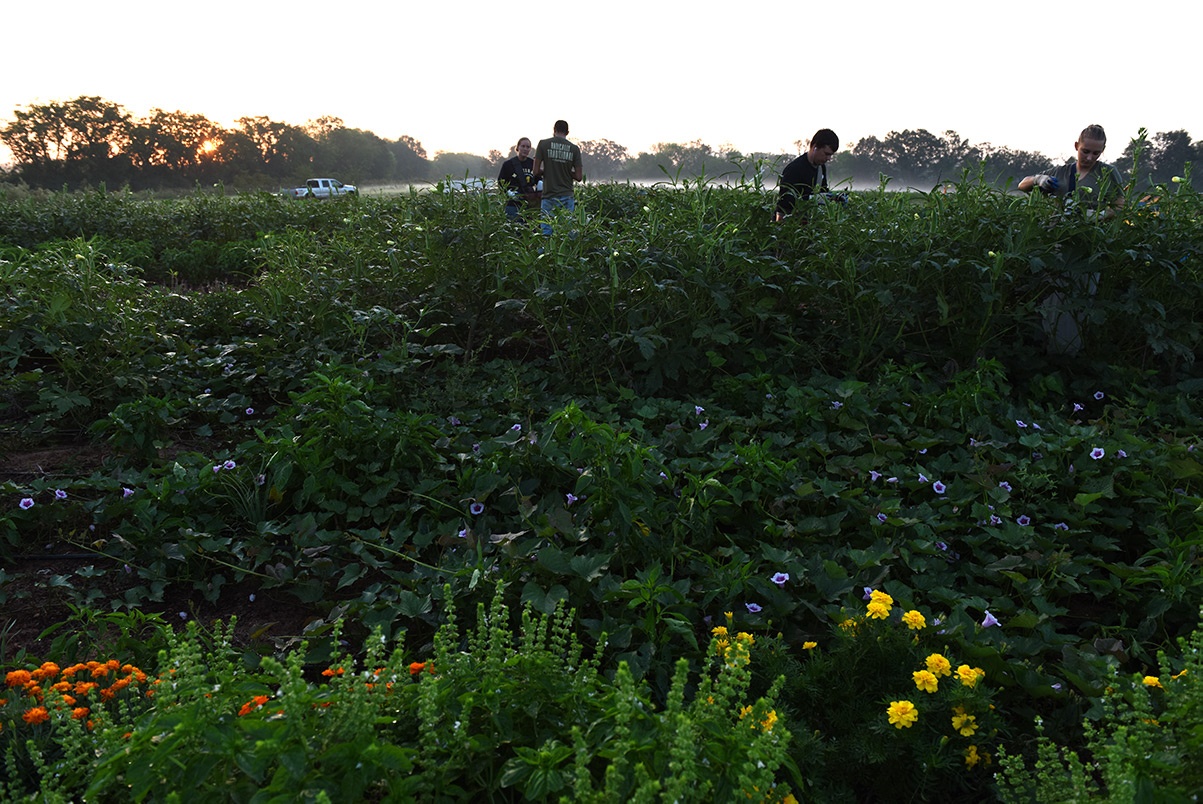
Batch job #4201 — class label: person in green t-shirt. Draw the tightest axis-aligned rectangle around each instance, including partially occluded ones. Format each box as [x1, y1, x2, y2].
[533, 120, 583, 234]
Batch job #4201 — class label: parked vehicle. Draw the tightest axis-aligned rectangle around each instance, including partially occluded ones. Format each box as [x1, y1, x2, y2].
[287, 178, 358, 199]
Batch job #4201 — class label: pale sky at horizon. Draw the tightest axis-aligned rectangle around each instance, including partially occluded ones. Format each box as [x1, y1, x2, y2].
[4, 0, 1200, 169]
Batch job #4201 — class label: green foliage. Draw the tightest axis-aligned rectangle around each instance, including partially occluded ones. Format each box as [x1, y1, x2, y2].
[1, 585, 793, 802]
[995, 606, 1203, 803]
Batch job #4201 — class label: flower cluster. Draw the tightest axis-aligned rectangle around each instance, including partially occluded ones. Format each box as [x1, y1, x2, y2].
[711, 625, 755, 666]
[4, 660, 149, 732]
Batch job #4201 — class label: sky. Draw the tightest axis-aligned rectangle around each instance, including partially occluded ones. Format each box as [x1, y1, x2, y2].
[3, 0, 1200, 168]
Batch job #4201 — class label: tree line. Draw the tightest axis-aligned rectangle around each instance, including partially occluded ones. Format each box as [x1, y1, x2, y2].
[1, 96, 1198, 192]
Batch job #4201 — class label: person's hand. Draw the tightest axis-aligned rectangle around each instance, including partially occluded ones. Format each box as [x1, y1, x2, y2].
[1033, 175, 1058, 192]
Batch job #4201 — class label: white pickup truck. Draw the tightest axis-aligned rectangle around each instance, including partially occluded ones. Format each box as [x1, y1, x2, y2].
[288, 178, 358, 199]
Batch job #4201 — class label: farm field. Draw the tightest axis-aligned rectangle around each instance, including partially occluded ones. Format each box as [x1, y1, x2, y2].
[2, 177, 1203, 801]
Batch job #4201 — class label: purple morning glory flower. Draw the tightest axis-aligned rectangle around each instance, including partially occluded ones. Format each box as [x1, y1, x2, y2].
[876, 513, 888, 524]
[1017, 515, 1031, 526]
[771, 572, 789, 587]
[694, 405, 705, 415]
[918, 473, 928, 484]
[1073, 402, 1083, 412]
[936, 541, 948, 551]
[510, 424, 522, 432]
[1094, 391, 1105, 400]
[54, 489, 67, 500]
[998, 481, 1012, 492]
[932, 480, 946, 494]
[869, 470, 881, 481]
[990, 515, 1002, 526]
[448, 416, 461, 426]
[1054, 522, 1069, 530]
[469, 502, 485, 515]
[19, 497, 34, 510]
[122, 487, 134, 498]
[982, 610, 1000, 628]
[863, 587, 874, 600]
[886, 476, 899, 484]
[1117, 449, 1127, 458]
[212, 464, 222, 474]
[831, 401, 843, 409]
[745, 602, 763, 613]
[245, 408, 254, 415]
[565, 493, 578, 505]
[699, 420, 709, 430]
[1032, 422, 1041, 430]
[223, 460, 237, 470]
[1051, 682, 1063, 691]
[1090, 447, 1105, 460]
[1016, 419, 1027, 428]
[255, 474, 266, 486]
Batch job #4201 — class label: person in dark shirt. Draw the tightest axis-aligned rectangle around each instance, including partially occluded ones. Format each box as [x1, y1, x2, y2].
[775, 128, 839, 222]
[497, 137, 537, 221]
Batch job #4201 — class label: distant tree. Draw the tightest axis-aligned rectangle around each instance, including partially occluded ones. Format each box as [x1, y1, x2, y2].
[389, 136, 430, 182]
[235, 116, 316, 178]
[127, 109, 223, 186]
[486, 149, 505, 170]
[627, 140, 718, 180]
[0, 96, 133, 187]
[430, 151, 490, 180]
[975, 144, 1049, 188]
[317, 126, 394, 181]
[578, 138, 629, 178]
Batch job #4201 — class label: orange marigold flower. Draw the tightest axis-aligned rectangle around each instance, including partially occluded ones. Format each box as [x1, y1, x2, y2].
[110, 677, 132, 692]
[61, 695, 76, 706]
[6, 669, 32, 687]
[74, 681, 98, 696]
[32, 662, 61, 681]
[409, 662, 427, 676]
[51, 681, 72, 693]
[71, 707, 90, 720]
[106, 660, 120, 671]
[321, 667, 345, 678]
[90, 665, 111, 679]
[23, 706, 50, 725]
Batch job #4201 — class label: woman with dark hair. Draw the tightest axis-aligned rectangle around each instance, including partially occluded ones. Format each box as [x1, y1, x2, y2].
[498, 137, 539, 221]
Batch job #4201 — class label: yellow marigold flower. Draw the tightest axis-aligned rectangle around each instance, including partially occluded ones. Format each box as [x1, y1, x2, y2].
[913, 670, 939, 693]
[735, 631, 754, 645]
[870, 589, 894, 607]
[957, 665, 985, 688]
[761, 709, 778, 732]
[887, 700, 918, 729]
[803, 641, 818, 650]
[714, 638, 731, 656]
[739, 705, 753, 720]
[952, 712, 978, 736]
[965, 744, 981, 768]
[711, 625, 729, 638]
[1172, 668, 1188, 680]
[866, 601, 890, 620]
[1142, 675, 1163, 689]
[926, 654, 952, 677]
[838, 617, 859, 631]
[902, 610, 926, 630]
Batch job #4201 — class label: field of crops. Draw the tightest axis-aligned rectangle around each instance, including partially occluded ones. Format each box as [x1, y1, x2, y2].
[2, 177, 1202, 801]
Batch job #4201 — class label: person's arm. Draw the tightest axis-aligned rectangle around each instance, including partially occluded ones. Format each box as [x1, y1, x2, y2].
[532, 157, 543, 179]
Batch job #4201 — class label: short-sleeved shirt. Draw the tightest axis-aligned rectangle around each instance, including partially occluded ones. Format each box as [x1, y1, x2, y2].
[1036, 160, 1123, 209]
[535, 136, 582, 198]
